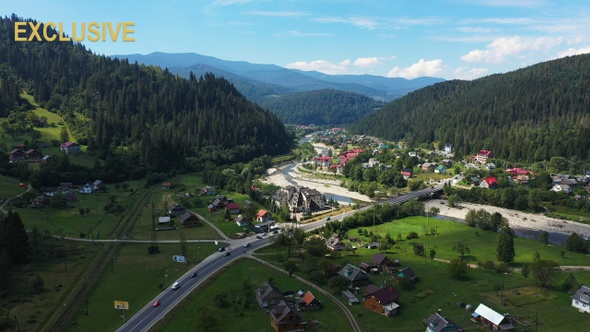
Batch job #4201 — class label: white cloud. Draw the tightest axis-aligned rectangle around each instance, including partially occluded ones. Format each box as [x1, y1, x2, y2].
[555, 47, 590, 58]
[461, 36, 563, 64]
[285, 60, 349, 75]
[353, 57, 382, 67]
[387, 59, 444, 79]
[314, 16, 378, 30]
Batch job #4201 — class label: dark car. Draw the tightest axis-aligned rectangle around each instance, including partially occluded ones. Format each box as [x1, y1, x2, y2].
[256, 235, 262, 239]
[243, 242, 251, 247]
[218, 246, 225, 252]
[189, 272, 197, 278]
[224, 252, 230, 257]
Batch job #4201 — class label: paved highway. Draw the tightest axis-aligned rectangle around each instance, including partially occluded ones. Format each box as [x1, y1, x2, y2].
[116, 236, 270, 332]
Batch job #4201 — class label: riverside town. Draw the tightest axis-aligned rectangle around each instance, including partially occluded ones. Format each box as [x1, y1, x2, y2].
[13, 21, 135, 42]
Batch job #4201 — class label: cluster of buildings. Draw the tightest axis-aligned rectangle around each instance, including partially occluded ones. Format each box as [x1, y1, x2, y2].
[255, 282, 321, 332]
[9, 141, 81, 164]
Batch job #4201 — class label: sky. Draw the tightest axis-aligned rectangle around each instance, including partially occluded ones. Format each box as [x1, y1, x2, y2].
[3, 0, 590, 80]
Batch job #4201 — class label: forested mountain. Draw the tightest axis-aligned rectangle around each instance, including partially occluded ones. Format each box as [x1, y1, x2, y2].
[260, 89, 383, 125]
[114, 53, 444, 102]
[0, 15, 292, 179]
[348, 54, 590, 164]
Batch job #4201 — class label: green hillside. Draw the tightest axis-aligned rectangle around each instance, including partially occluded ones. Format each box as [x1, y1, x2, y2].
[0, 15, 293, 185]
[347, 54, 590, 166]
[259, 89, 384, 125]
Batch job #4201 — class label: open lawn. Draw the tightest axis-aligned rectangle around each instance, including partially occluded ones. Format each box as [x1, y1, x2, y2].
[66, 242, 219, 332]
[0, 174, 28, 199]
[158, 259, 349, 332]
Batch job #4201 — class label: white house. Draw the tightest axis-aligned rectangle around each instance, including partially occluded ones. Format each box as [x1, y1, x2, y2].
[572, 285, 590, 314]
[79, 183, 95, 194]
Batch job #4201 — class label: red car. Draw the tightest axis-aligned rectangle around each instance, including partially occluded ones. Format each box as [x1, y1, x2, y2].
[152, 300, 161, 307]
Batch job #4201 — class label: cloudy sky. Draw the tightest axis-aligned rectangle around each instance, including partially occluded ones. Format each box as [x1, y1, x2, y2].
[4, 0, 590, 80]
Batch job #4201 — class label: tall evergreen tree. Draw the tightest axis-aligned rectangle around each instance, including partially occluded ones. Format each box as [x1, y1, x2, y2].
[0, 210, 31, 265]
[496, 226, 515, 263]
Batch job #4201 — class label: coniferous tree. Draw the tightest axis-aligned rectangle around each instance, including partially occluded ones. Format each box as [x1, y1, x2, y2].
[0, 210, 31, 265]
[496, 226, 515, 263]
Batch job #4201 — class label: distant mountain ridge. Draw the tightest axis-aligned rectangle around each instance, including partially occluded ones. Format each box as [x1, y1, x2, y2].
[113, 52, 444, 102]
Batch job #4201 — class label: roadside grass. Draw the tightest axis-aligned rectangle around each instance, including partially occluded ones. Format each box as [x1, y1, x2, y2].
[1, 237, 102, 332]
[0, 174, 28, 199]
[67, 243, 218, 332]
[158, 259, 349, 332]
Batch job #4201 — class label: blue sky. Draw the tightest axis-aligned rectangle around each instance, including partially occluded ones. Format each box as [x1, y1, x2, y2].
[4, 0, 590, 80]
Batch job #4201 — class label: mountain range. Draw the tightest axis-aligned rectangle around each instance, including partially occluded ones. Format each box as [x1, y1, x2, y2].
[112, 52, 444, 125]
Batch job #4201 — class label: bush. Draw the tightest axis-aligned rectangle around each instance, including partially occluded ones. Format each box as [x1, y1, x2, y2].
[406, 231, 419, 240]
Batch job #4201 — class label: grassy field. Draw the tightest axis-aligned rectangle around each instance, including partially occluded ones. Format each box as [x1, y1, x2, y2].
[1, 236, 102, 332]
[158, 259, 350, 332]
[16, 183, 147, 239]
[66, 243, 219, 332]
[256, 216, 590, 331]
[0, 174, 28, 200]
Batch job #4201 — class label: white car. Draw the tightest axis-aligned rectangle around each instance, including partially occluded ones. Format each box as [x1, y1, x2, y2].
[171, 282, 180, 290]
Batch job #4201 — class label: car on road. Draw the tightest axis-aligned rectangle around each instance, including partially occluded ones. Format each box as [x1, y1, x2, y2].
[272, 230, 279, 234]
[189, 272, 197, 278]
[326, 216, 331, 221]
[262, 232, 268, 237]
[224, 252, 230, 257]
[218, 246, 225, 252]
[256, 235, 262, 239]
[171, 282, 180, 290]
[152, 299, 161, 307]
[243, 243, 251, 247]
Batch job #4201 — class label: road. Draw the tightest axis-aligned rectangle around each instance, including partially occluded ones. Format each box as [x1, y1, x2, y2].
[116, 236, 269, 332]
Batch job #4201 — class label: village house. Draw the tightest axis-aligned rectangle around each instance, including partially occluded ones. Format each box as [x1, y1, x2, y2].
[256, 209, 272, 223]
[472, 149, 493, 164]
[179, 212, 199, 228]
[472, 303, 515, 331]
[59, 142, 81, 154]
[235, 215, 249, 227]
[25, 149, 43, 160]
[256, 282, 284, 308]
[338, 264, 369, 287]
[312, 155, 332, 167]
[198, 185, 217, 196]
[480, 177, 499, 189]
[572, 285, 590, 314]
[9, 149, 26, 162]
[161, 181, 172, 189]
[270, 300, 306, 332]
[225, 202, 240, 214]
[434, 165, 447, 174]
[272, 185, 324, 213]
[396, 266, 419, 283]
[158, 216, 171, 225]
[168, 203, 186, 216]
[424, 312, 464, 332]
[371, 253, 397, 273]
[443, 143, 454, 154]
[325, 234, 346, 251]
[296, 291, 322, 310]
[79, 183, 95, 194]
[363, 285, 401, 317]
